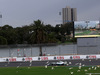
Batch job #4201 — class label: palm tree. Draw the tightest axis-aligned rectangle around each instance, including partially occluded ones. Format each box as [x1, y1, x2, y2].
[30, 20, 46, 56]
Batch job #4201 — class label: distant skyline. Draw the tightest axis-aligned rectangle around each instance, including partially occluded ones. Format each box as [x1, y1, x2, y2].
[62, 6, 77, 24]
[0, 0, 100, 27]
[75, 21, 99, 29]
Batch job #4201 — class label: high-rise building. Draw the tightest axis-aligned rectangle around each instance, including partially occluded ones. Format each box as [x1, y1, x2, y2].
[62, 6, 77, 24]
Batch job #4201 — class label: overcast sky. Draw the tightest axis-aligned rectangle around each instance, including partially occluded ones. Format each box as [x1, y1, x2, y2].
[0, 0, 100, 27]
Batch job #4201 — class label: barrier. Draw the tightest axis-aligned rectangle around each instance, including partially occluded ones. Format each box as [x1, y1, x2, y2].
[9, 58, 16, 62]
[25, 57, 32, 61]
[72, 56, 80, 59]
[0, 54, 100, 62]
[87, 55, 96, 59]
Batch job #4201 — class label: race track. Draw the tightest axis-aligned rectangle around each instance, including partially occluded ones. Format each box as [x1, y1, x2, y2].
[0, 59, 100, 67]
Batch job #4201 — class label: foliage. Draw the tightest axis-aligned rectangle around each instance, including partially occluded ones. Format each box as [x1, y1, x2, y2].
[0, 25, 16, 44]
[0, 20, 74, 45]
[0, 36, 7, 45]
[30, 20, 46, 44]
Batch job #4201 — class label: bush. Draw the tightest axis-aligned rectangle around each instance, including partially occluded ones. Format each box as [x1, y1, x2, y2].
[0, 36, 7, 45]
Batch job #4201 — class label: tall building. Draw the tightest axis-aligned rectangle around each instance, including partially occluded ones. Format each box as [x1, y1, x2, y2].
[62, 6, 77, 24]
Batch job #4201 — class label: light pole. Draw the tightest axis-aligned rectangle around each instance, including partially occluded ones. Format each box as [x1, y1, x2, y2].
[85, 21, 89, 29]
[31, 46, 32, 57]
[9, 47, 11, 57]
[59, 46, 61, 55]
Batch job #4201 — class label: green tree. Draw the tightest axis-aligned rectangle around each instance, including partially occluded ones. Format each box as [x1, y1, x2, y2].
[30, 20, 46, 56]
[14, 26, 30, 44]
[47, 32, 58, 43]
[30, 20, 46, 44]
[45, 24, 54, 34]
[0, 36, 7, 45]
[0, 25, 17, 44]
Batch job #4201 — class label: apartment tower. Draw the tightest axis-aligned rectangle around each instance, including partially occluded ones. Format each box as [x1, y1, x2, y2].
[62, 6, 77, 24]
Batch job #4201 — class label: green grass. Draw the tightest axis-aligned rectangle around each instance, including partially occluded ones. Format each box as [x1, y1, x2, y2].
[75, 30, 91, 35]
[0, 66, 100, 75]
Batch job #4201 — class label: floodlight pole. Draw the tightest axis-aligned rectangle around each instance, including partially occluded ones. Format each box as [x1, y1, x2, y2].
[85, 21, 89, 29]
[31, 46, 32, 57]
[9, 47, 11, 57]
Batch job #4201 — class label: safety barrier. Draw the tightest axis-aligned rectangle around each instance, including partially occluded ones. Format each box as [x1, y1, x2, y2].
[0, 54, 100, 62]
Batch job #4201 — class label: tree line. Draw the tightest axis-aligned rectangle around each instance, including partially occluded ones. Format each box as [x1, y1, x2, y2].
[0, 20, 76, 45]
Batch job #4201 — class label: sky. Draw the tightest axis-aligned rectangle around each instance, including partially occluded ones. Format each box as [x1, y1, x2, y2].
[0, 0, 100, 27]
[75, 21, 99, 28]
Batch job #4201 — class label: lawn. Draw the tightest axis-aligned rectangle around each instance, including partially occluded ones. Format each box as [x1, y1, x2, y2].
[75, 30, 91, 35]
[0, 66, 100, 75]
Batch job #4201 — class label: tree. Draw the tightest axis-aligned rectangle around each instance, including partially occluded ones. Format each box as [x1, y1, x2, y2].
[21, 25, 31, 44]
[0, 36, 7, 45]
[30, 20, 46, 56]
[45, 24, 54, 34]
[0, 25, 17, 44]
[30, 20, 46, 44]
[47, 32, 58, 43]
[14, 26, 30, 44]
[14, 27, 23, 44]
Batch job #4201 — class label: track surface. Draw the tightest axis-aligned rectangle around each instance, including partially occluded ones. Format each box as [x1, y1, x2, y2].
[0, 59, 100, 67]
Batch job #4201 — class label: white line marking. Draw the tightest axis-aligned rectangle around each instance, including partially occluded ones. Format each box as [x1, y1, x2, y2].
[86, 73, 100, 75]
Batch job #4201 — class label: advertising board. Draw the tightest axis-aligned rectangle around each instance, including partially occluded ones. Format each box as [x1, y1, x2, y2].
[74, 21, 100, 38]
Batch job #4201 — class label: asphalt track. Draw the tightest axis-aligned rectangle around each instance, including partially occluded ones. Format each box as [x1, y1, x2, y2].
[0, 59, 100, 67]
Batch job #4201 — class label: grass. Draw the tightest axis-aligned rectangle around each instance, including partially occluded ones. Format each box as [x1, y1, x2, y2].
[0, 66, 100, 75]
[75, 30, 91, 35]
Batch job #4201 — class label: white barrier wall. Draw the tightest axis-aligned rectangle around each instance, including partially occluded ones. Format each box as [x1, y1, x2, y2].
[0, 55, 100, 62]
[77, 38, 100, 54]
